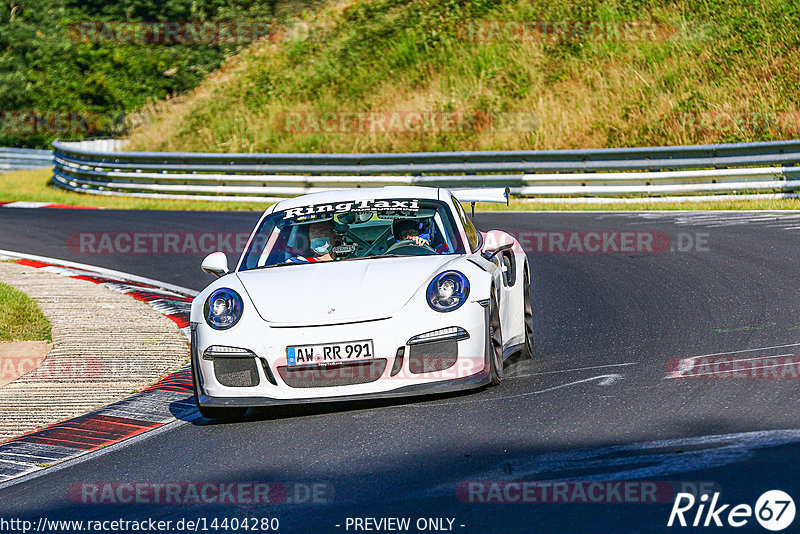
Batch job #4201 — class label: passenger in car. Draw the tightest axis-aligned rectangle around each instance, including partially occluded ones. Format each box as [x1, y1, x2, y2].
[286, 220, 337, 263]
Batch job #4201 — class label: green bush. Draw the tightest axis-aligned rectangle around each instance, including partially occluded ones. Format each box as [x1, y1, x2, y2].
[0, 0, 280, 147]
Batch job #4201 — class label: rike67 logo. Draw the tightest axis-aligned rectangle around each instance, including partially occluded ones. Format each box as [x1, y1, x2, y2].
[668, 490, 795, 531]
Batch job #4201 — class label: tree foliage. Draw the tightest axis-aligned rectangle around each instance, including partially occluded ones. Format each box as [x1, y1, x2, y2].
[0, 0, 277, 147]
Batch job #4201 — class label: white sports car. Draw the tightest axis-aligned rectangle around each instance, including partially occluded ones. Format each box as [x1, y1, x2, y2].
[190, 186, 533, 419]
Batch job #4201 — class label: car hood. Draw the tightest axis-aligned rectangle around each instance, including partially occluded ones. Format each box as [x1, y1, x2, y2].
[236, 255, 459, 325]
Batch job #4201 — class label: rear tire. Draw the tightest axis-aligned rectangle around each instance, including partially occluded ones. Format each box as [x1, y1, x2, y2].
[488, 289, 503, 386]
[521, 263, 534, 360]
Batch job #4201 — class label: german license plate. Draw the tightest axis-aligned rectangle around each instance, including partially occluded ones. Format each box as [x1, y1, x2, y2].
[286, 340, 374, 367]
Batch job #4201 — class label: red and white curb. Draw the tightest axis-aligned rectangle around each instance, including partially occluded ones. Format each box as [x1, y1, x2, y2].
[0, 250, 195, 336]
[0, 371, 196, 482]
[0, 251, 201, 484]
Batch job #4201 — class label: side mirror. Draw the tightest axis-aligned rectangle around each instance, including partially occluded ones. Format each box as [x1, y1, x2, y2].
[482, 243, 514, 262]
[202, 252, 229, 278]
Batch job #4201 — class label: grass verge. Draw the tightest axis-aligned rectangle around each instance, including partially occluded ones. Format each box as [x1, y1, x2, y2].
[124, 0, 800, 154]
[0, 282, 52, 342]
[0, 169, 273, 211]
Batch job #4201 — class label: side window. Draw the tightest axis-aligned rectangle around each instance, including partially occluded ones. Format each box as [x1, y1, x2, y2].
[452, 196, 480, 252]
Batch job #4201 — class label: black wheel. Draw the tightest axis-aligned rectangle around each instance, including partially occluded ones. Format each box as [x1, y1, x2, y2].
[488, 289, 503, 386]
[522, 263, 534, 359]
[191, 351, 247, 421]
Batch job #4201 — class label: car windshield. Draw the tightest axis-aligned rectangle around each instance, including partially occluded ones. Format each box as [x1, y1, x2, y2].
[239, 198, 465, 270]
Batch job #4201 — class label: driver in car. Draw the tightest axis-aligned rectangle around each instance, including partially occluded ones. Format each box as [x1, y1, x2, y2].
[286, 219, 336, 263]
[391, 218, 431, 247]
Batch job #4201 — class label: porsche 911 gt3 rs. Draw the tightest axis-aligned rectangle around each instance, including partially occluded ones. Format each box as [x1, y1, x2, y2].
[190, 186, 533, 419]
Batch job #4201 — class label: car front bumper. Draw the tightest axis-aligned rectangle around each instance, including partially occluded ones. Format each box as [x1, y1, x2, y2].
[191, 300, 491, 407]
[194, 365, 490, 408]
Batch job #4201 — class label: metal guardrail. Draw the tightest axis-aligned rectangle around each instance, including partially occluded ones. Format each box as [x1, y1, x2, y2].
[0, 147, 53, 172]
[50, 139, 800, 202]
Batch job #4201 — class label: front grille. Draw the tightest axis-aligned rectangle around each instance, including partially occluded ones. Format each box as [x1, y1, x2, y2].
[408, 340, 458, 374]
[277, 359, 387, 388]
[213, 357, 260, 387]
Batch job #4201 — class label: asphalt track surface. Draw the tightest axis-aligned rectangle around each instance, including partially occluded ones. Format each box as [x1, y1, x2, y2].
[2, 209, 800, 532]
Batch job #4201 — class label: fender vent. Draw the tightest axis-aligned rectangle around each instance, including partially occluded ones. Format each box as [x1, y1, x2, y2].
[408, 340, 458, 374]
[213, 357, 260, 387]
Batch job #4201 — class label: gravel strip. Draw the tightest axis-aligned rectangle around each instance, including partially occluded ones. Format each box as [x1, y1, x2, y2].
[0, 262, 188, 441]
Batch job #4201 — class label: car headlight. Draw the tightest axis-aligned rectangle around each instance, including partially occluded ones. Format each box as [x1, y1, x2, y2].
[204, 288, 243, 330]
[427, 271, 470, 312]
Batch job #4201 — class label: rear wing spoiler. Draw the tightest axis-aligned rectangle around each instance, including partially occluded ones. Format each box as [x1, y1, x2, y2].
[451, 187, 509, 217]
[451, 187, 509, 205]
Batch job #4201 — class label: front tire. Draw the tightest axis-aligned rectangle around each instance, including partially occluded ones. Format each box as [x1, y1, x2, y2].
[521, 262, 534, 359]
[488, 289, 503, 386]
